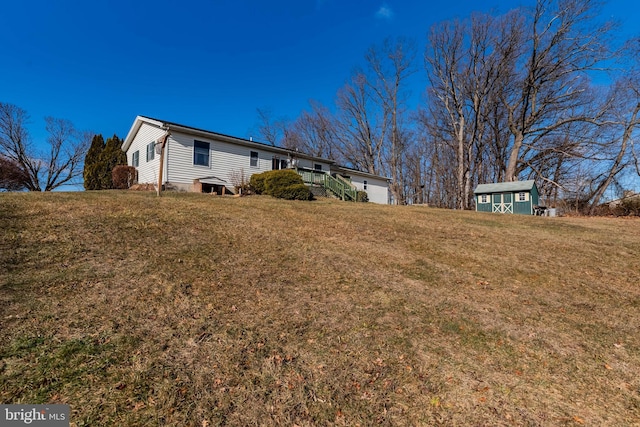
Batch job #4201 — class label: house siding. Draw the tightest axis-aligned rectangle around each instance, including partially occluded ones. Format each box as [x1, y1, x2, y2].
[166, 131, 332, 190]
[123, 117, 389, 202]
[348, 174, 389, 205]
[169, 132, 266, 188]
[128, 122, 167, 185]
[297, 158, 331, 171]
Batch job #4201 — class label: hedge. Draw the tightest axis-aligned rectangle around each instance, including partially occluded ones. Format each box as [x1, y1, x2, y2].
[249, 170, 313, 201]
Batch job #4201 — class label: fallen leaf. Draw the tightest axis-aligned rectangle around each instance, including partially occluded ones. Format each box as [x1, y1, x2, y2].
[573, 415, 584, 424]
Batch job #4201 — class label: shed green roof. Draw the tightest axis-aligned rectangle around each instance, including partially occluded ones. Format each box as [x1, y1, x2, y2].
[474, 180, 536, 194]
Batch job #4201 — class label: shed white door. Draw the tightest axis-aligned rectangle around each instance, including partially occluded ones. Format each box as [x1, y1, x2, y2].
[492, 193, 513, 213]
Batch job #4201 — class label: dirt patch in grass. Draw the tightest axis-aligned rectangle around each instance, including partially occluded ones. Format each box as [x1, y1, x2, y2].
[1, 191, 639, 426]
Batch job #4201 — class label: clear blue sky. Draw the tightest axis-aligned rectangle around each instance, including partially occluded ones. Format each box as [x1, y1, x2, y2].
[1, 0, 638, 148]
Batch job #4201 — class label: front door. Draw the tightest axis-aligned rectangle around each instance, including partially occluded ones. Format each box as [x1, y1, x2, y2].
[492, 193, 513, 213]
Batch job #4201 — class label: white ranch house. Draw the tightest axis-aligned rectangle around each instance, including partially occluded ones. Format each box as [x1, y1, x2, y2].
[122, 116, 390, 204]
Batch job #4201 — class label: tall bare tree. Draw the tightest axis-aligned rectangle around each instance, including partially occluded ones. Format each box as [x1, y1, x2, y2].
[334, 72, 387, 175]
[502, 0, 614, 181]
[0, 103, 42, 190]
[422, 0, 621, 211]
[424, 13, 520, 208]
[586, 72, 640, 212]
[0, 102, 90, 191]
[366, 37, 417, 204]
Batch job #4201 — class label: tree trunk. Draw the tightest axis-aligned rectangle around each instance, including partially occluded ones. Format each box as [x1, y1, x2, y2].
[505, 132, 523, 181]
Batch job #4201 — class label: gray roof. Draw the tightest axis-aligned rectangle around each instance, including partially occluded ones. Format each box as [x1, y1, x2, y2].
[474, 180, 536, 194]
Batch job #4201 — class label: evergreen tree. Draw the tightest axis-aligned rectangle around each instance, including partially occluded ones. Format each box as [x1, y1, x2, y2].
[99, 135, 127, 189]
[83, 134, 105, 190]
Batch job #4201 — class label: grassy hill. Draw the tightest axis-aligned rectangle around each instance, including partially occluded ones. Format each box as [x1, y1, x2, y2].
[1, 192, 639, 426]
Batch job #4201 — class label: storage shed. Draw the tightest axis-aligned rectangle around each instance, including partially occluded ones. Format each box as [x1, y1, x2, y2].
[474, 180, 539, 215]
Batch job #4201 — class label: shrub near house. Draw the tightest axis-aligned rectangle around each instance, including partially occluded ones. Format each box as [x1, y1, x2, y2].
[250, 170, 313, 201]
[112, 165, 137, 189]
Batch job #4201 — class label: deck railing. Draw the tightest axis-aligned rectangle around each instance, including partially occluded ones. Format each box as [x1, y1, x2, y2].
[298, 170, 357, 201]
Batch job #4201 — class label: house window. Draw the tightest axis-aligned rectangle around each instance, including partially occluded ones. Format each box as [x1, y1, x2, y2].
[250, 151, 258, 168]
[132, 150, 139, 167]
[518, 192, 527, 202]
[314, 163, 323, 171]
[364, 180, 368, 190]
[281, 159, 288, 169]
[194, 140, 210, 166]
[480, 194, 488, 203]
[146, 142, 155, 162]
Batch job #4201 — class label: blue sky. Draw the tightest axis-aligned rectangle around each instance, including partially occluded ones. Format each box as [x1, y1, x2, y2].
[1, 0, 638, 150]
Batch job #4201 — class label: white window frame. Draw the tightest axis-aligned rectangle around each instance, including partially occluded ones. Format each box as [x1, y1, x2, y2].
[250, 151, 258, 168]
[132, 150, 139, 167]
[480, 194, 488, 203]
[146, 142, 155, 162]
[518, 192, 528, 202]
[193, 140, 210, 167]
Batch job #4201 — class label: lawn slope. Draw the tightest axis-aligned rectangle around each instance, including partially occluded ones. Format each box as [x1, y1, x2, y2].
[1, 192, 639, 426]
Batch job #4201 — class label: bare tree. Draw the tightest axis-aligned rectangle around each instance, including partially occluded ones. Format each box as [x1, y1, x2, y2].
[255, 107, 280, 146]
[424, 13, 519, 208]
[425, 20, 467, 208]
[586, 73, 640, 212]
[254, 107, 291, 147]
[422, 0, 622, 211]
[0, 103, 42, 190]
[0, 102, 90, 191]
[502, 0, 614, 181]
[283, 101, 338, 159]
[42, 117, 91, 191]
[366, 37, 417, 204]
[334, 72, 387, 175]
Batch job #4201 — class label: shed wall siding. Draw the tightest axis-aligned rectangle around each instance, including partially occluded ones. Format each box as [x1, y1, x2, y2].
[531, 185, 539, 206]
[513, 198, 532, 215]
[476, 195, 492, 212]
[127, 122, 167, 185]
[476, 191, 534, 214]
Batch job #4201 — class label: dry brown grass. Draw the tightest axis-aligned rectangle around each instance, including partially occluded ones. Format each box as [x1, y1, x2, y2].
[1, 191, 639, 426]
